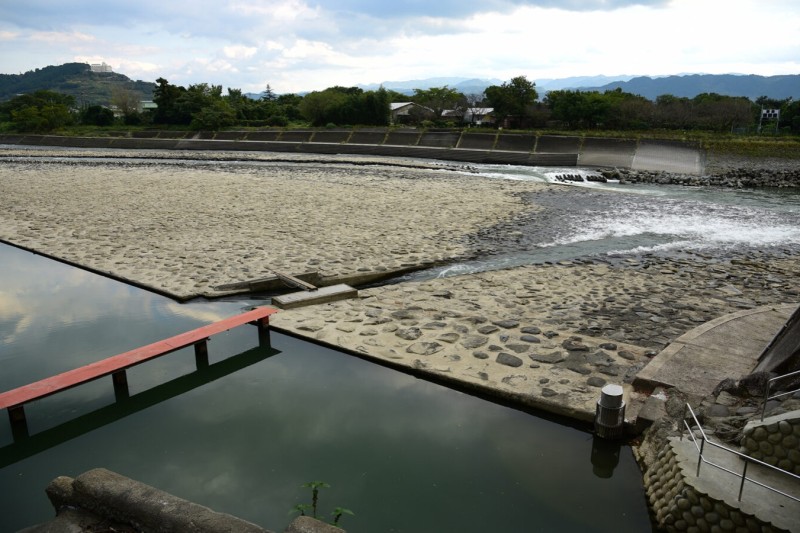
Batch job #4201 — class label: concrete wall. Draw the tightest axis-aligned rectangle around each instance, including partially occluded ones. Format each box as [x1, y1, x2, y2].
[495, 133, 535, 152]
[0, 132, 705, 173]
[579, 137, 637, 168]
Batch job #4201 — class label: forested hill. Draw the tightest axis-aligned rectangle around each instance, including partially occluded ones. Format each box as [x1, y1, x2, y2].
[584, 74, 800, 101]
[0, 63, 153, 105]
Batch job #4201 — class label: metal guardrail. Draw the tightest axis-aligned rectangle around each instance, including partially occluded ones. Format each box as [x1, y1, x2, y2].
[761, 369, 800, 421]
[681, 403, 800, 503]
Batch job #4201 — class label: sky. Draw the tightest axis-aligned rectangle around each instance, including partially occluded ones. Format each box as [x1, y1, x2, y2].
[1, 0, 798, 94]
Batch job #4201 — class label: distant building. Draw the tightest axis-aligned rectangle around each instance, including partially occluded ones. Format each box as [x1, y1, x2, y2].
[390, 102, 434, 124]
[138, 100, 158, 113]
[90, 62, 113, 73]
[442, 107, 495, 126]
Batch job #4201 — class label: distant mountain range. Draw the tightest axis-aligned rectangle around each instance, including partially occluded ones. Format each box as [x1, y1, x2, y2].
[365, 74, 800, 100]
[3, 63, 798, 105]
[361, 75, 640, 95]
[583, 74, 800, 100]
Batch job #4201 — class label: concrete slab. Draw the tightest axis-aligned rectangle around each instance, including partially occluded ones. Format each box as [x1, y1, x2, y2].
[311, 130, 352, 143]
[384, 131, 420, 146]
[635, 304, 799, 398]
[458, 133, 497, 150]
[348, 130, 388, 144]
[579, 137, 637, 168]
[535, 135, 581, 154]
[418, 132, 460, 148]
[272, 284, 358, 309]
[495, 134, 535, 152]
[246, 131, 281, 141]
[633, 140, 704, 175]
[279, 131, 313, 142]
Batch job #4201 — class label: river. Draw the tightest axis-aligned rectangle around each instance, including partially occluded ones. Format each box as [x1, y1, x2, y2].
[2, 151, 799, 532]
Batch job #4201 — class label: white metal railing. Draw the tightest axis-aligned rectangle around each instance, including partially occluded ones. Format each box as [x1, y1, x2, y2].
[761, 369, 800, 421]
[681, 403, 800, 503]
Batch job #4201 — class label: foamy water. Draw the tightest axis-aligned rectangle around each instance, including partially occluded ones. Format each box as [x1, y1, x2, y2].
[473, 163, 800, 256]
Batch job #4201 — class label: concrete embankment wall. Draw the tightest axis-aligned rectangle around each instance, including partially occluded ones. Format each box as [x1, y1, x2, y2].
[0, 130, 705, 174]
[645, 438, 793, 532]
[741, 412, 800, 474]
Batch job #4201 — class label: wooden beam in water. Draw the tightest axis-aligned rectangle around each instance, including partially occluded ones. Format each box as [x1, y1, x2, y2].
[272, 284, 358, 309]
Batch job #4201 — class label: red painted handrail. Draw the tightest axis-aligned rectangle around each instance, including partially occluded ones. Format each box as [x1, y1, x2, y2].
[0, 306, 278, 411]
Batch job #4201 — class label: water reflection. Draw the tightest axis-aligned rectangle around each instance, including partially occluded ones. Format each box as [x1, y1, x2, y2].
[0, 241, 652, 532]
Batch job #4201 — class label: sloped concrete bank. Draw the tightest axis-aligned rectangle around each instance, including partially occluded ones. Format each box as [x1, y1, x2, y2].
[0, 131, 706, 174]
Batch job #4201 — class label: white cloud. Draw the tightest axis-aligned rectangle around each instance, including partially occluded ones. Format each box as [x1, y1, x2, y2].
[0, 0, 798, 93]
[223, 45, 258, 59]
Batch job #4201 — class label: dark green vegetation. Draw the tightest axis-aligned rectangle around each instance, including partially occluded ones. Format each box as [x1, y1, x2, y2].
[2, 64, 799, 156]
[0, 63, 152, 107]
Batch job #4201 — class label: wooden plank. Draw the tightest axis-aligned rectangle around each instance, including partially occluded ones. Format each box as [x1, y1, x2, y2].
[271, 270, 317, 291]
[272, 284, 358, 309]
[0, 307, 279, 411]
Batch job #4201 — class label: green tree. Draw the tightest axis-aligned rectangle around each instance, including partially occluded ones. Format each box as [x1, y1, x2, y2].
[81, 105, 115, 126]
[152, 77, 187, 124]
[1, 90, 75, 132]
[484, 76, 538, 128]
[412, 86, 464, 119]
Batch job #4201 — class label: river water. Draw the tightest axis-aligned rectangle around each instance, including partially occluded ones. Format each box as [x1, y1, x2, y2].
[1, 151, 798, 532]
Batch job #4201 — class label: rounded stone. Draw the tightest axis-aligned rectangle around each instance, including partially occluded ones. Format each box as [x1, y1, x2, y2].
[695, 517, 709, 532]
[766, 423, 779, 434]
[719, 518, 735, 531]
[767, 432, 783, 444]
[758, 441, 774, 456]
[713, 502, 729, 519]
[794, 423, 800, 436]
[706, 512, 720, 524]
[788, 449, 800, 463]
[677, 497, 691, 511]
[763, 455, 778, 466]
[752, 427, 767, 440]
[778, 420, 792, 435]
[691, 505, 705, 518]
[674, 519, 688, 531]
[744, 517, 760, 532]
[682, 511, 696, 526]
[700, 497, 713, 512]
[744, 437, 758, 452]
[687, 490, 700, 505]
[773, 445, 787, 459]
[730, 511, 745, 526]
[778, 458, 792, 471]
[782, 435, 798, 449]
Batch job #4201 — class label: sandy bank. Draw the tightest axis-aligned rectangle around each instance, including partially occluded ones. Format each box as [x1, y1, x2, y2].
[0, 150, 543, 300]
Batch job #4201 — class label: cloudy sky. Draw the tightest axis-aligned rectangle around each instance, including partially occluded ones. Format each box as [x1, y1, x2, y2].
[1, 0, 798, 94]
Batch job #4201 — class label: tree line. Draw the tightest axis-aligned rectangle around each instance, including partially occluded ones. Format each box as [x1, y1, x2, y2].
[1, 74, 798, 134]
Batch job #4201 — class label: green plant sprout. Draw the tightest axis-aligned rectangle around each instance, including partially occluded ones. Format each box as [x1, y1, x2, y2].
[301, 480, 330, 518]
[331, 507, 355, 526]
[289, 480, 354, 527]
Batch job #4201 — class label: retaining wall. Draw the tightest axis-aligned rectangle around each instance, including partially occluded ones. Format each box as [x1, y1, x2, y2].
[741, 412, 800, 474]
[0, 132, 706, 173]
[644, 438, 792, 532]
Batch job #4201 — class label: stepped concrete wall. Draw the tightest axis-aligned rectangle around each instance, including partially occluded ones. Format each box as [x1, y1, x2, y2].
[0, 132, 705, 173]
